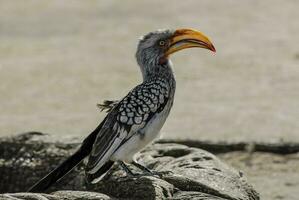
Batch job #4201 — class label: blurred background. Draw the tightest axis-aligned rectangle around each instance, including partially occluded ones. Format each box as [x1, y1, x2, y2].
[1, 0, 299, 142]
[0, 0, 299, 199]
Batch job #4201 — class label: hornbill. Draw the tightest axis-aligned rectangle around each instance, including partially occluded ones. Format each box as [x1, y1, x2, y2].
[28, 28, 215, 192]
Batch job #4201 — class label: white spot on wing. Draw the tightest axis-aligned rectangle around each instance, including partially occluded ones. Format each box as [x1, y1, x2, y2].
[134, 116, 143, 124]
[127, 117, 134, 125]
[127, 112, 134, 117]
[120, 115, 128, 123]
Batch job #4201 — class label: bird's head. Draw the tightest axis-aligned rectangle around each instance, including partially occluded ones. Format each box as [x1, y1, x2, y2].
[136, 28, 216, 68]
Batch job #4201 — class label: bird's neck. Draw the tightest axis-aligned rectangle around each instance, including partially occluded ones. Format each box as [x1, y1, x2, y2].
[139, 59, 175, 83]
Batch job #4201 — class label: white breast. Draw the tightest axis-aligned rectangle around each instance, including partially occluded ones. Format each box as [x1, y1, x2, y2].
[111, 101, 172, 163]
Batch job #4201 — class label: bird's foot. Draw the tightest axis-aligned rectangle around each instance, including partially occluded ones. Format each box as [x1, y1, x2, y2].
[119, 161, 173, 179]
[143, 169, 173, 178]
[131, 161, 173, 177]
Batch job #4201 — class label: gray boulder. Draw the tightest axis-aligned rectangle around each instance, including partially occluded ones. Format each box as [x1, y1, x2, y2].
[0, 132, 259, 200]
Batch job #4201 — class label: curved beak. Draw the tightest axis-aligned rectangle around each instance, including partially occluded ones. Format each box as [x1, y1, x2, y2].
[166, 28, 216, 56]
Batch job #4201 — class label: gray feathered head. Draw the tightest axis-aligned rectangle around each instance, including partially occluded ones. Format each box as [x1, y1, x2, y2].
[135, 28, 216, 77]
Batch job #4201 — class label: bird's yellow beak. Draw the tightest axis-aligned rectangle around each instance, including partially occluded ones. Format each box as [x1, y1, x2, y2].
[166, 28, 216, 56]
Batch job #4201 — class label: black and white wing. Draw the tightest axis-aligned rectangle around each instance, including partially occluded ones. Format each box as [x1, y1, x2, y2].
[85, 78, 171, 176]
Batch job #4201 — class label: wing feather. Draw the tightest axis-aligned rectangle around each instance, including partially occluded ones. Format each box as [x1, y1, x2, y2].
[86, 78, 171, 175]
[86, 109, 128, 174]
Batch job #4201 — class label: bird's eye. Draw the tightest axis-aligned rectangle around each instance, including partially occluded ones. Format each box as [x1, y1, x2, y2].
[159, 40, 166, 46]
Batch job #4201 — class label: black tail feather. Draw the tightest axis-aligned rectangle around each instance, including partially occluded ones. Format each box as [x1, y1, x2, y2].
[86, 160, 114, 184]
[28, 146, 88, 192]
[27, 118, 107, 192]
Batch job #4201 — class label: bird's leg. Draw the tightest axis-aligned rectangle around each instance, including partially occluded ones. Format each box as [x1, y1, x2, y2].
[118, 161, 139, 177]
[119, 160, 173, 178]
[131, 161, 153, 174]
[132, 160, 173, 177]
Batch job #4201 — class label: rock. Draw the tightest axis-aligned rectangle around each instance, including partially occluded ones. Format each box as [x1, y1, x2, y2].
[0, 132, 85, 193]
[0, 132, 259, 200]
[1, 191, 112, 200]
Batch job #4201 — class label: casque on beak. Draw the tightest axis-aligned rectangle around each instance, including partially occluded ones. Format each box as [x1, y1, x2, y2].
[165, 28, 216, 56]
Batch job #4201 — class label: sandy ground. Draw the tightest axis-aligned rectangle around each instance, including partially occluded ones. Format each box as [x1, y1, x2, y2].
[0, 1, 299, 199]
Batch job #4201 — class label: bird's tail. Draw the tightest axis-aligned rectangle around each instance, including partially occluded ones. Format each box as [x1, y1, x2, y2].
[28, 119, 107, 193]
[86, 160, 115, 184]
[28, 146, 88, 192]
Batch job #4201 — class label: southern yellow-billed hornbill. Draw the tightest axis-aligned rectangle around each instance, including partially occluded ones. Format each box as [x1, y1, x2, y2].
[28, 28, 215, 192]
